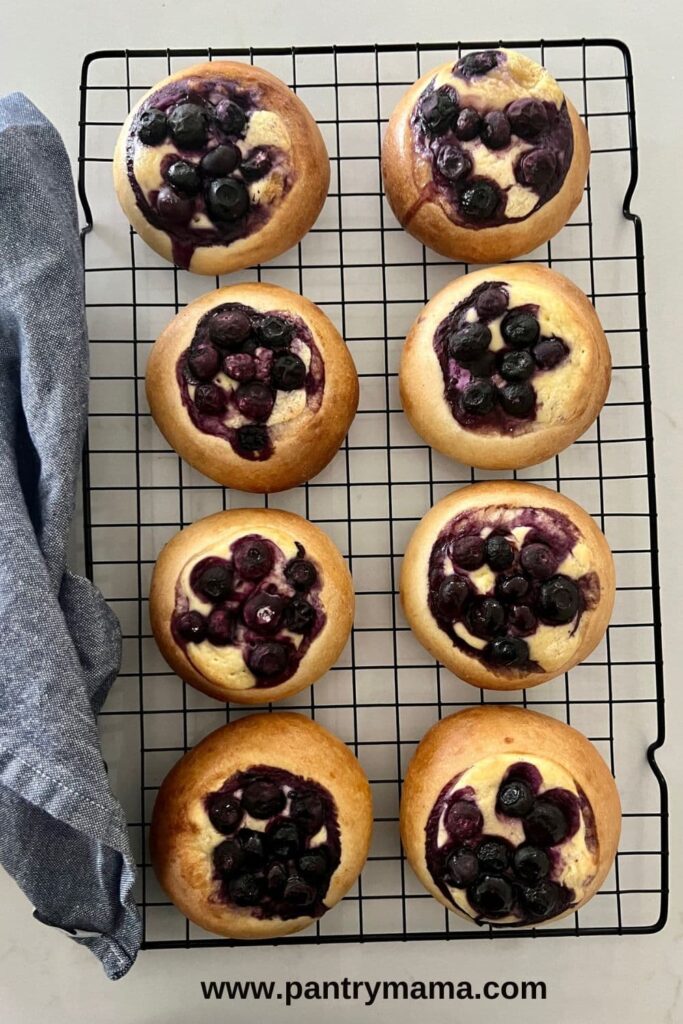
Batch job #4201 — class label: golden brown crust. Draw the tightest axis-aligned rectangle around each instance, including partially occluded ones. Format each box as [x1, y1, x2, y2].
[381, 57, 590, 264]
[113, 61, 330, 274]
[150, 508, 355, 704]
[145, 282, 358, 493]
[400, 706, 621, 927]
[400, 481, 616, 690]
[151, 713, 373, 938]
[399, 264, 611, 469]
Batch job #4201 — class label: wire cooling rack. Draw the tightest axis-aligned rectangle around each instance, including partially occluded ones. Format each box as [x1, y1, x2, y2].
[78, 39, 667, 947]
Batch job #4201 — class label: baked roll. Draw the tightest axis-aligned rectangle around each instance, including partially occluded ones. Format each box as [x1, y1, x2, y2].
[401, 481, 615, 690]
[382, 49, 589, 263]
[151, 713, 373, 938]
[401, 706, 621, 928]
[400, 264, 611, 469]
[146, 282, 358, 492]
[113, 61, 329, 273]
[150, 508, 354, 704]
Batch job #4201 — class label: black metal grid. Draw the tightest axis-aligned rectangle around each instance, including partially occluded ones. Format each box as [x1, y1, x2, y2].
[78, 39, 667, 948]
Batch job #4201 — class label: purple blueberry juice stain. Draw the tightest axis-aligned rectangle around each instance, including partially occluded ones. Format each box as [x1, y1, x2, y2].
[205, 765, 341, 920]
[177, 301, 324, 462]
[125, 76, 295, 269]
[172, 537, 325, 689]
[425, 760, 594, 925]
[427, 505, 600, 672]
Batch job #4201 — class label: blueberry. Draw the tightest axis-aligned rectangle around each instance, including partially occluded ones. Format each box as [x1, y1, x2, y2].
[524, 801, 569, 846]
[499, 381, 536, 418]
[298, 849, 330, 880]
[237, 828, 266, 865]
[451, 535, 486, 570]
[480, 110, 511, 150]
[156, 186, 193, 224]
[467, 597, 506, 639]
[485, 535, 514, 570]
[213, 837, 244, 875]
[520, 543, 558, 581]
[436, 144, 472, 182]
[520, 880, 562, 920]
[232, 537, 274, 580]
[533, 337, 568, 370]
[476, 837, 511, 874]
[444, 849, 480, 888]
[247, 641, 288, 678]
[501, 311, 540, 349]
[496, 575, 529, 601]
[467, 350, 497, 378]
[284, 597, 316, 634]
[209, 795, 243, 835]
[207, 609, 234, 646]
[458, 180, 500, 220]
[174, 610, 207, 643]
[194, 561, 233, 601]
[467, 875, 514, 918]
[138, 107, 167, 145]
[475, 284, 509, 321]
[194, 383, 226, 416]
[486, 635, 530, 666]
[235, 381, 275, 422]
[285, 559, 317, 592]
[497, 779, 535, 818]
[420, 88, 458, 134]
[228, 872, 263, 906]
[207, 177, 250, 222]
[513, 845, 550, 883]
[508, 604, 537, 635]
[435, 575, 469, 617]
[454, 106, 481, 141]
[266, 861, 288, 893]
[448, 322, 492, 363]
[272, 353, 307, 391]
[461, 378, 497, 415]
[538, 575, 580, 624]
[201, 143, 240, 177]
[168, 102, 208, 150]
[457, 50, 499, 77]
[257, 315, 294, 348]
[241, 778, 286, 819]
[507, 98, 549, 141]
[283, 874, 317, 907]
[237, 425, 268, 452]
[209, 307, 253, 349]
[224, 352, 256, 382]
[240, 147, 273, 181]
[500, 349, 535, 382]
[446, 800, 484, 843]
[242, 591, 285, 634]
[166, 160, 200, 196]
[187, 344, 221, 381]
[215, 98, 247, 137]
[267, 820, 301, 859]
[519, 148, 557, 188]
[290, 790, 325, 835]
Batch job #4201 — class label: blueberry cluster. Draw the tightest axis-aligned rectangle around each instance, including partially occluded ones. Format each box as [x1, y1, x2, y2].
[429, 527, 583, 669]
[181, 302, 312, 457]
[429, 766, 583, 923]
[206, 767, 341, 919]
[173, 535, 323, 687]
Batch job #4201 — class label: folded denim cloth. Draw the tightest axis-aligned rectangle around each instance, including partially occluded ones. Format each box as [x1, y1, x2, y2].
[0, 93, 141, 979]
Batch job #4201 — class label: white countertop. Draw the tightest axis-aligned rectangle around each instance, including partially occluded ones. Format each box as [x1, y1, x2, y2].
[1, 1, 682, 1021]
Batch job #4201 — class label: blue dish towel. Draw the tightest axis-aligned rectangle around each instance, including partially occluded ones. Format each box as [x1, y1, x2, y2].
[0, 93, 141, 979]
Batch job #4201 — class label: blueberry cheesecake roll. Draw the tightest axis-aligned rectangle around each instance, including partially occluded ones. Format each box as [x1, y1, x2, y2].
[401, 482, 615, 690]
[150, 508, 354, 704]
[113, 61, 329, 274]
[151, 713, 373, 938]
[401, 706, 620, 928]
[400, 265, 610, 470]
[146, 282, 358, 492]
[382, 49, 589, 263]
